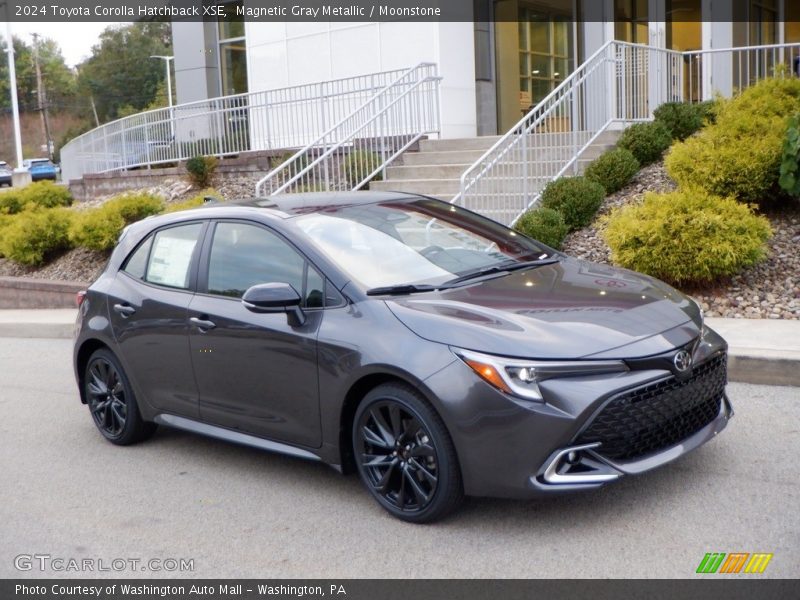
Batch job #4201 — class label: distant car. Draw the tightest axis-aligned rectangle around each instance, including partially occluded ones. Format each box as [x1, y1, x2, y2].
[23, 158, 57, 182]
[0, 162, 12, 187]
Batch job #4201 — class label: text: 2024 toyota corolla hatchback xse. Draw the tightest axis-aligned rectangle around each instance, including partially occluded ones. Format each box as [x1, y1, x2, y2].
[73, 192, 732, 522]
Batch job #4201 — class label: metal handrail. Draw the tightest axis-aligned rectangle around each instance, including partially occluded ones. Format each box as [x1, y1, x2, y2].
[455, 40, 800, 227]
[255, 63, 441, 197]
[59, 66, 420, 183]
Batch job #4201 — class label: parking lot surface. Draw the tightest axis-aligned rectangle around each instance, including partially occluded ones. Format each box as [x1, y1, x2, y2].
[1, 338, 797, 578]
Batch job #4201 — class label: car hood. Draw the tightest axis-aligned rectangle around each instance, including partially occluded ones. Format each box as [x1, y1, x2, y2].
[384, 257, 702, 359]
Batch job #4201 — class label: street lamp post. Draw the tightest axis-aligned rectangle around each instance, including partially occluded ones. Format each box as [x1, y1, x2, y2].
[4, 19, 25, 173]
[150, 55, 174, 141]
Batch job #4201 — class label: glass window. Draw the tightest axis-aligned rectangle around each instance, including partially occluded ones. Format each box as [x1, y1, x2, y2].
[123, 236, 153, 280]
[207, 222, 321, 306]
[220, 42, 248, 96]
[145, 224, 204, 290]
[294, 199, 550, 290]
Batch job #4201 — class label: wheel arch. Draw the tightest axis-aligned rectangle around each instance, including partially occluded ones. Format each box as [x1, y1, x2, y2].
[75, 338, 111, 404]
[337, 369, 448, 474]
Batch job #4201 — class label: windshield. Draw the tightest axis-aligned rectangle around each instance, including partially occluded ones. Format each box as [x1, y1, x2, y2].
[294, 199, 552, 289]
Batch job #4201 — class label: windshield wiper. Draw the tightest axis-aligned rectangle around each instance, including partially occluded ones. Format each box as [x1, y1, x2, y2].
[443, 258, 559, 286]
[366, 283, 440, 296]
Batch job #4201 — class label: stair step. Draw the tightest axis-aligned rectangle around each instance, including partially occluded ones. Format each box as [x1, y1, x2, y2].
[387, 157, 597, 181]
[419, 130, 620, 153]
[370, 179, 462, 195]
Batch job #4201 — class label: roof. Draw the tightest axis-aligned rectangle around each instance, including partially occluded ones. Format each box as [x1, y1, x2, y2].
[231, 191, 419, 216]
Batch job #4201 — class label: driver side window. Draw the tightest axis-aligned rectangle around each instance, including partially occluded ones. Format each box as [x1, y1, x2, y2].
[206, 222, 324, 307]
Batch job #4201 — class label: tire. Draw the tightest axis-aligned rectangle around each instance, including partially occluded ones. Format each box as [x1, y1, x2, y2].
[84, 348, 156, 446]
[353, 382, 463, 523]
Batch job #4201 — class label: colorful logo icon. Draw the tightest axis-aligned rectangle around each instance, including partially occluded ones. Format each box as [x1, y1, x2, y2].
[696, 552, 773, 574]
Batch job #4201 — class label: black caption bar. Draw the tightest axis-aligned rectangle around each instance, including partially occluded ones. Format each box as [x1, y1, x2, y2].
[2, 579, 798, 600]
[1, 0, 795, 23]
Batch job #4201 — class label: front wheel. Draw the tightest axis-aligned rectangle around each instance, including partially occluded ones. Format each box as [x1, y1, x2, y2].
[353, 383, 463, 523]
[85, 348, 156, 445]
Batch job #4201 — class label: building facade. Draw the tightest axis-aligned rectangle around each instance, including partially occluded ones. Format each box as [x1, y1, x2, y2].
[173, 0, 800, 140]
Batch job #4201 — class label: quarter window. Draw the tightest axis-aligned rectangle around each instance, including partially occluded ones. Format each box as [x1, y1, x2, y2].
[144, 223, 204, 290]
[207, 222, 324, 307]
[122, 236, 153, 280]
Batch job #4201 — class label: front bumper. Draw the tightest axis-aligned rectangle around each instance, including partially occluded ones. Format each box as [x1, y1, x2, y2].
[423, 325, 731, 499]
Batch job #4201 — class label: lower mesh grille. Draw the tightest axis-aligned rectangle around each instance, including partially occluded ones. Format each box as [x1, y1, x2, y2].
[576, 354, 727, 461]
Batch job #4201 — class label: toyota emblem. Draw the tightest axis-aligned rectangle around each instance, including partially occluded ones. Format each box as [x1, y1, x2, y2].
[673, 350, 692, 373]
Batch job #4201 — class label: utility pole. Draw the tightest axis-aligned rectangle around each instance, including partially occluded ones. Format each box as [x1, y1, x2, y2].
[31, 33, 53, 161]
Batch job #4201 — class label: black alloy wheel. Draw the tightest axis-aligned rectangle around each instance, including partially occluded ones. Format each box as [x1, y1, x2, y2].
[85, 348, 156, 445]
[353, 383, 463, 523]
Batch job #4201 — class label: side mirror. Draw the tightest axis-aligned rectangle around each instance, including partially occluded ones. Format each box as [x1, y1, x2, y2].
[242, 282, 306, 325]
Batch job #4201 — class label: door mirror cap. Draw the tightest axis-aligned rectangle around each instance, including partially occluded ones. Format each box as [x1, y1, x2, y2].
[242, 283, 306, 326]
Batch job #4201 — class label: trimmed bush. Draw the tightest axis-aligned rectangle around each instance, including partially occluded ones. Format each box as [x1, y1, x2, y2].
[0, 207, 73, 266]
[164, 189, 222, 213]
[0, 213, 13, 257]
[70, 193, 163, 251]
[666, 77, 800, 204]
[653, 102, 705, 141]
[584, 148, 640, 194]
[185, 155, 218, 188]
[514, 207, 570, 249]
[0, 182, 73, 215]
[539, 176, 606, 231]
[618, 122, 672, 165]
[343, 150, 384, 188]
[601, 189, 771, 285]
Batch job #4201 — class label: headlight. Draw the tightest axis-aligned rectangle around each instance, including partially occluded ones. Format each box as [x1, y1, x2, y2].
[456, 348, 628, 402]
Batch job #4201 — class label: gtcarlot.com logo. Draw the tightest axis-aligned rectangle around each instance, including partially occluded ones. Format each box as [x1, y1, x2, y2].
[14, 554, 195, 573]
[696, 552, 773, 574]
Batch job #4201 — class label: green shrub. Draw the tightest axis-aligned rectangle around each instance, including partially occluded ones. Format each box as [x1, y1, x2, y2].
[70, 193, 163, 251]
[618, 121, 672, 165]
[584, 148, 640, 194]
[539, 176, 606, 231]
[343, 150, 384, 188]
[696, 99, 720, 125]
[19, 181, 73, 209]
[778, 114, 800, 197]
[653, 102, 705, 141]
[0, 213, 13, 257]
[0, 191, 24, 215]
[0, 182, 73, 215]
[164, 189, 222, 213]
[514, 207, 570, 249]
[185, 155, 218, 188]
[601, 189, 771, 285]
[665, 78, 800, 204]
[0, 207, 73, 266]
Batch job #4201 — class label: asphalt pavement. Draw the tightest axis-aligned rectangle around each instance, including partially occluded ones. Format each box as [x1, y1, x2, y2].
[0, 338, 797, 578]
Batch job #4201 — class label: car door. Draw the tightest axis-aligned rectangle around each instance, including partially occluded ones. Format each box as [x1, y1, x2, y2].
[188, 220, 325, 448]
[107, 221, 206, 419]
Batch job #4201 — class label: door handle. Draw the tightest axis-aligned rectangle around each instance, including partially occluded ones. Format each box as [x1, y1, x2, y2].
[113, 303, 136, 317]
[190, 317, 216, 331]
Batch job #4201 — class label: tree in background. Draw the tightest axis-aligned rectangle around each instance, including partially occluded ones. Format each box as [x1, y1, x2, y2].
[76, 23, 172, 123]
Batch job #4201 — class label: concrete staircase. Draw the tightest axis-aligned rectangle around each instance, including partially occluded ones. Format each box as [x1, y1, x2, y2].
[370, 130, 621, 202]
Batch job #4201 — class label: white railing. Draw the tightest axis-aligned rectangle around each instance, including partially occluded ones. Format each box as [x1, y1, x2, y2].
[59, 67, 419, 183]
[255, 63, 440, 197]
[455, 41, 684, 226]
[456, 40, 800, 227]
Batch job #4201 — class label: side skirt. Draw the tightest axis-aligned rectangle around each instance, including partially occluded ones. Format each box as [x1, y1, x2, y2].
[154, 413, 323, 462]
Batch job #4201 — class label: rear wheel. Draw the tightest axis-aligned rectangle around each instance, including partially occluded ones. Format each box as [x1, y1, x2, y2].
[85, 348, 156, 445]
[353, 383, 463, 523]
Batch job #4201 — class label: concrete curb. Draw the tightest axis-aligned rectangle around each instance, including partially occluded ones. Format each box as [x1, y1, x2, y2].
[0, 312, 797, 386]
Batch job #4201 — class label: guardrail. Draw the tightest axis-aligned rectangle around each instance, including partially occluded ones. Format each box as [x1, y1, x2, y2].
[255, 63, 441, 196]
[59, 67, 420, 183]
[456, 40, 800, 227]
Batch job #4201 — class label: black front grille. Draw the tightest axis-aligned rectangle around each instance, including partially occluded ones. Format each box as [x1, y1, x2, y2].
[576, 354, 727, 461]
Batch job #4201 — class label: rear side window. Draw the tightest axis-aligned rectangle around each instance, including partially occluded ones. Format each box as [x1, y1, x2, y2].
[122, 237, 153, 280]
[206, 222, 323, 307]
[143, 223, 203, 289]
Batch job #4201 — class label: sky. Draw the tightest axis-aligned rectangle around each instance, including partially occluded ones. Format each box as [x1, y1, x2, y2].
[5, 21, 120, 67]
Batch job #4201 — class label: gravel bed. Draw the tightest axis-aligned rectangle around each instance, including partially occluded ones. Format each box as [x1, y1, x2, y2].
[561, 161, 800, 320]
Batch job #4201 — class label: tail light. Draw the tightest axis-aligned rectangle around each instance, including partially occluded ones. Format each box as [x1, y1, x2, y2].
[76, 290, 87, 308]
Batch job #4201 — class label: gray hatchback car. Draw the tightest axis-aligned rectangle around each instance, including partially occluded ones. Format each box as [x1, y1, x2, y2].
[73, 192, 731, 522]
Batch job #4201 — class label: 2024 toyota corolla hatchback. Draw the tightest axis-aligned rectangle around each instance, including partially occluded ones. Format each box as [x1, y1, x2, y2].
[73, 192, 731, 522]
